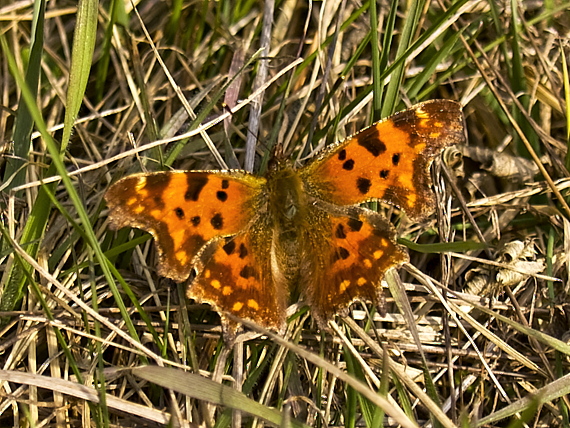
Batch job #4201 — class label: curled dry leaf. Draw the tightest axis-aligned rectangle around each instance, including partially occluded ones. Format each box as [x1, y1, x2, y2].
[448, 145, 540, 201]
[465, 239, 545, 297]
[462, 146, 539, 182]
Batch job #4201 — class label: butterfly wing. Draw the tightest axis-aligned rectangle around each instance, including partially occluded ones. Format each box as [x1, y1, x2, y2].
[301, 100, 464, 220]
[300, 204, 407, 325]
[297, 100, 463, 324]
[105, 171, 265, 282]
[190, 224, 288, 334]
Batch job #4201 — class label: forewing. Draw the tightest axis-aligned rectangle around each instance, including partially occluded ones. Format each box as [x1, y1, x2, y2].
[302, 100, 464, 220]
[105, 171, 264, 282]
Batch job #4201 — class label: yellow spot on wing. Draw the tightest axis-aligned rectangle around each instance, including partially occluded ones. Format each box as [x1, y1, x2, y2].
[172, 230, 186, 250]
[222, 286, 232, 295]
[211, 279, 221, 289]
[232, 302, 243, 311]
[414, 142, 427, 154]
[415, 108, 429, 119]
[176, 250, 188, 264]
[134, 183, 148, 198]
[357, 277, 367, 286]
[364, 259, 372, 268]
[340, 279, 350, 292]
[406, 193, 417, 208]
[373, 250, 384, 260]
[247, 299, 259, 310]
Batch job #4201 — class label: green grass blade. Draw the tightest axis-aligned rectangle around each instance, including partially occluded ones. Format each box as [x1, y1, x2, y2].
[562, 46, 570, 171]
[132, 366, 312, 428]
[61, 0, 98, 152]
[382, 0, 426, 116]
[2, 0, 45, 193]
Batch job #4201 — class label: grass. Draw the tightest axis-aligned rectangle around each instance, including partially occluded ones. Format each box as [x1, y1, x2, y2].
[1, 0, 570, 427]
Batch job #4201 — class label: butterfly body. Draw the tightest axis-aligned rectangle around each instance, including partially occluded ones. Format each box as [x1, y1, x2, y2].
[105, 100, 464, 335]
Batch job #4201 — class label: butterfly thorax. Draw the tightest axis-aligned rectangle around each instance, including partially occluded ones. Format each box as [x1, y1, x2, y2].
[267, 165, 306, 225]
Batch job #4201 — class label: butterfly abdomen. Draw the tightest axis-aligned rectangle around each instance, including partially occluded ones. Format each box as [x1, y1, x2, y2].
[265, 165, 311, 290]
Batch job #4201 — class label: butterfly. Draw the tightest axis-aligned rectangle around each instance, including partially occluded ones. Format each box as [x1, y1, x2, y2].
[105, 100, 464, 337]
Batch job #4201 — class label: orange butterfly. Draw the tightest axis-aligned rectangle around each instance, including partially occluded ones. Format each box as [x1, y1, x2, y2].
[105, 100, 464, 336]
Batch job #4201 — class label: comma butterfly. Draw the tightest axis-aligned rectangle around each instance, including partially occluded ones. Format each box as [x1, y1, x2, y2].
[105, 100, 464, 336]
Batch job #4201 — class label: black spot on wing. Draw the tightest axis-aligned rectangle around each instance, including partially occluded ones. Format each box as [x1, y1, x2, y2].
[238, 243, 248, 259]
[392, 153, 401, 166]
[379, 170, 389, 179]
[343, 159, 355, 170]
[191, 216, 201, 226]
[356, 127, 386, 157]
[216, 191, 228, 202]
[239, 265, 257, 279]
[221, 179, 230, 189]
[223, 240, 235, 255]
[211, 213, 224, 230]
[356, 177, 371, 195]
[335, 224, 347, 239]
[185, 175, 209, 201]
[174, 208, 185, 219]
[333, 247, 350, 262]
[347, 218, 363, 232]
